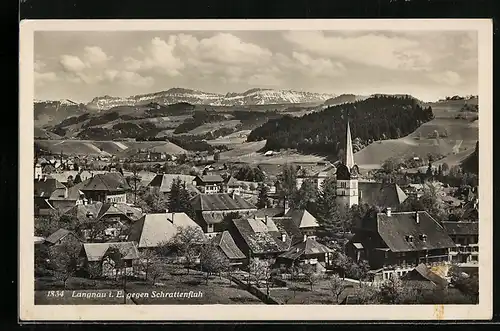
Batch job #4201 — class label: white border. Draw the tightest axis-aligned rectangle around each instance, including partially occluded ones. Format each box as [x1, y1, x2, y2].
[19, 19, 493, 321]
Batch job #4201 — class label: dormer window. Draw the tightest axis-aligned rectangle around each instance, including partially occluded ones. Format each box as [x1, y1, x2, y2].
[405, 235, 414, 243]
[419, 234, 427, 242]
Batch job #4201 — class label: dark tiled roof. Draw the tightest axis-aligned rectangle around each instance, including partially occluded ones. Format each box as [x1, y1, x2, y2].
[201, 212, 226, 225]
[63, 202, 104, 223]
[49, 184, 85, 201]
[82, 242, 139, 262]
[45, 228, 72, 244]
[272, 217, 304, 246]
[442, 221, 478, 236]
[359, 182, 408, 208]
[279, 237, 333, 260]
[34, 178, 66, 198]
[232, 218, 288, 255]
[253, 208, 284, 219]
[377, 211, 455, 252]
[191, 193, 257, 211]
[80, 172, 130, 192]
[97, 203, 143, 222]
[212, 231, 246, 260]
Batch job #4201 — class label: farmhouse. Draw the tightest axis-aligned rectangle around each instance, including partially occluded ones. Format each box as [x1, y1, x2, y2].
[277, 236, 334, 270]
[34, 176, 66, 216]
[79, 242, 140, 278]
[44, 228, 83, 246]
[48, 183, 87, 212]
[401, 263, 449, 289]
[190, 193, 257, 237]
[211, 230, 247, 266]
[128, 212, 203, 249]
[193, 175, 224, 194]
[79, 172, 130, 203]
[442, 221, 479, 264]
[147, 173, 197, 194]
[347, 208, 455, 280]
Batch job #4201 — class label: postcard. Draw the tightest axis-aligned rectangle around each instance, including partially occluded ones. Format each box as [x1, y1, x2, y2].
[19, 19, 492, 321]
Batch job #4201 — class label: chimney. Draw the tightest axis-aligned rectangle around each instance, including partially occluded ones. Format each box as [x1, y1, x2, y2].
[264, 215, 269, 225]
[415, 211, 420, 224]
[284, 198, 290, 214]
[281, 233, 287, 242]
[303, 234, 307, 242]
[386, 207, 392, 217]
[64, 187, 68, 199]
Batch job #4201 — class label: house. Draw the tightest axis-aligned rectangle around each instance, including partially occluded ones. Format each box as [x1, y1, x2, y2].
[79, 172, 130, 203]
[211, 230, 247, 266]
[401, 263, 449, 289]
[147, 173, 196, 194]
[347, 208, 455, 280]
[442, 221, 479, 264]
[253, 204, 320, 238]
[191, 193, 257, 237]
[79, 242, 140, 277]
[356, 182, 408, 210]
[44, 228, 83, 246]
[34, 177, 66, 216]
[193, 175, 224, 194]
[34, 162, 42, 180]
[277, 236, 334, 270]
[228, 217, 289, 261]
[128, 212, 203, 249]
[48, 183, 87, 212]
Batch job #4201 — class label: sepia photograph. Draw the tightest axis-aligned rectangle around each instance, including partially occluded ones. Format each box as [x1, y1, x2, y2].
[19, 19, 492, 321]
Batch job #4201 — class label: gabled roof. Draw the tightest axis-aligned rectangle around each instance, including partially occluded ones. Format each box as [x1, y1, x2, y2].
[191, 193, 257, 211]
[34, 178, 66, 198]
[195, 175, 224, 184]
[82, 242, 139, 262]
[284, 209, 319, 229]
[96, 203, 143, 222]
[442, 221, 478, 236]
[279, 237, 333, 260]
[403, 263, 449, 288]
[63, 202, 104, 223]
[48, 171, 80, 183]
[359, 182, 408, 208]
[377, 211, 455, 252]
[128, 212, 202, 248]
[232, 218, 289, 255]
[212, 231, 246, 260]
[225, 176, 240, 187]
[80, 172, 130, 192]
[148, 174, 195, 193]
[272, 217, 304, 246]
[45, 228, 81, 244]
[49, 184, 85, 201]
[253, 208, 284, 219]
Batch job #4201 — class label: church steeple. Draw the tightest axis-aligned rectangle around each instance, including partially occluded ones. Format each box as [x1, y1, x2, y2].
[345, 121, 355, 169]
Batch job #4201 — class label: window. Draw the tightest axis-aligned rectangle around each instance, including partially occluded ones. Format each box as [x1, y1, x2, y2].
[420, 234, 427, 242]
[207, 224, 214, 233]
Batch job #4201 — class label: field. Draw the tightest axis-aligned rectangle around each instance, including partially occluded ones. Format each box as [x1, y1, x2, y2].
[182, 119, 241, 136]
[35, 139, 187, 156]
[354, 99, 478, 169]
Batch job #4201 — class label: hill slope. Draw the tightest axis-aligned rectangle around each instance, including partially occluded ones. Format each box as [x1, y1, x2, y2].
[247, 95, 434, 158]
[34, 100, 90, 127]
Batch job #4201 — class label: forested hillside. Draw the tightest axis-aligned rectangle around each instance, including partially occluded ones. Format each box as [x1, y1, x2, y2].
[247, 95, 434, 157]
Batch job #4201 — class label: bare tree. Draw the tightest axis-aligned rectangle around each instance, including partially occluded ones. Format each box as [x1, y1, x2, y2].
[249, 258, 276, 298]
[327, 274, 348, 304]
[200, 243, 230, 285]
[165, 226, 206, 274]
[47, 240, 82, 289]
[301, 264, 320, 291]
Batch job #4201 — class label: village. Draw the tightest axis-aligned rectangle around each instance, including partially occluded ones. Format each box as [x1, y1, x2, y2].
[33, 122, 479, 305]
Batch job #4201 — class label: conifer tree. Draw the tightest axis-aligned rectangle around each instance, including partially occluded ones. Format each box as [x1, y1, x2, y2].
[256, 182, 270, 209]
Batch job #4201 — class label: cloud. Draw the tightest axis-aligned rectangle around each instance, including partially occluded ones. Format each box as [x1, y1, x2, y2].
[291, 52, 346, 77]
[35, 71, 59, 86]
[428, 70, 463, 86]
[83, 46, 112, 65]
[60, 55, 87, 72]
[103, 69, 154, 87]
[34, 60, 46, 72]
[283, 31, 432, 71]
[123, 36, 184, 76]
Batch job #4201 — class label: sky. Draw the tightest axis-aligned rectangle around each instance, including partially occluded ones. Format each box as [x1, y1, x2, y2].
[34, 30, 478, 103]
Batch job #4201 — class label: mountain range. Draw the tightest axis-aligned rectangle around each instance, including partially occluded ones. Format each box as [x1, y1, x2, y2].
[85, 88, 336, 110]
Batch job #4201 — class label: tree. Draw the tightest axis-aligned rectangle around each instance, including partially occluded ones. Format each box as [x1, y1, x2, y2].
[328, 274, 349, 303]
[127, 164, 142, 205]
[199, 243, 230, 284]
[138, 249, 157, 281]
[249, 258, 276, 298]
[256, 182, 270, 209]
[316, 175, 342, 235]
[47, 239, 82, 288]
[378, 273, 403, 304]
[137, 187, 168, 213]
[164, 226, 206, 274]
[278, 164, 298, 202]
[293, 178, 319, 213]
[301, 263, 320, 291]
[105, 245, 129, 304]
[67, 175, 74, 188]
[333, 252, 351, 280]
[167, 177, 181, 212]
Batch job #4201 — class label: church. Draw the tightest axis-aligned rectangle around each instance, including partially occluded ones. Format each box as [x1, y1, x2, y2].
[297, 121, 408, 211]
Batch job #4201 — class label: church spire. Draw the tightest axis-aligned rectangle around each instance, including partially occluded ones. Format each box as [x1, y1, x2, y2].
[345, 121, 355, 168]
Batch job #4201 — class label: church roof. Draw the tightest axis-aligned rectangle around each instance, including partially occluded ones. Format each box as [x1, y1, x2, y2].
[345, 121, 355, 169]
